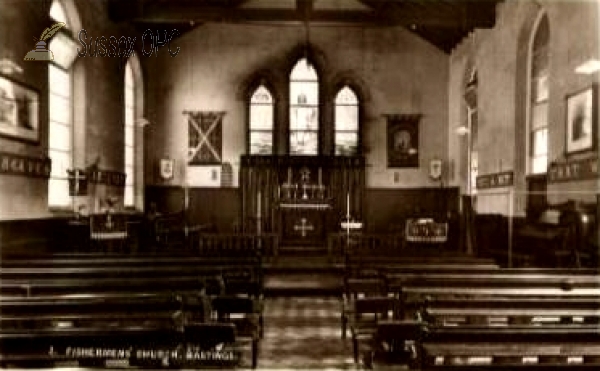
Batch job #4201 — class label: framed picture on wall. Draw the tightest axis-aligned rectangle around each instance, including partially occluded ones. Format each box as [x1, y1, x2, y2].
[565, 85, 597, 154]
[0, 75, 40, 143]
[386, 114, 421, 168]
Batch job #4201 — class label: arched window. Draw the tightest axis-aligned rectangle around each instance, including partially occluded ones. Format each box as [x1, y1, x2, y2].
[528, 14, 549, 174]
[464, 70, 478, 195]
[289, 58, 319, 155]
[334, 86, 359, 156]
[249, 85, 274, 154]
[123, 55, 144, 209]
[48, 0, 79, 208]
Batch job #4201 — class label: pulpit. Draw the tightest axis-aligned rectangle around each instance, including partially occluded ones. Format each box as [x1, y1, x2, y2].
[240, 155, 365, 249]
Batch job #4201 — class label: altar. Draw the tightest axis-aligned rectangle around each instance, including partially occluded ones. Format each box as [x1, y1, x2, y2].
[240, 155, 365, 249]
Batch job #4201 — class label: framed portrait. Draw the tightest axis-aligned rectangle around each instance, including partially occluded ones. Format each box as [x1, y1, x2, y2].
[565, 85, 597, 154]
[0, 75, 40, 143]
[386, 114, 420, 168]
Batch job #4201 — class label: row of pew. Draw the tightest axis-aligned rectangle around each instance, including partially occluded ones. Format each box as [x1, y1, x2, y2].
[0, 250, 264, 369]
[341, 262, 600, 369]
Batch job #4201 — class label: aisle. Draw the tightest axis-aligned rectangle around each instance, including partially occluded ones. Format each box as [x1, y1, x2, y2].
[256, 296, 356, 370]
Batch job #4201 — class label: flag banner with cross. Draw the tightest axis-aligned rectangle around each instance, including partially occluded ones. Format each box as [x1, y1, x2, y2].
[186, 111, 225, 165]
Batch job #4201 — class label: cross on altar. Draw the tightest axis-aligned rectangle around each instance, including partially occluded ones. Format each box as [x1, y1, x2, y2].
[293, 217, 314, 237]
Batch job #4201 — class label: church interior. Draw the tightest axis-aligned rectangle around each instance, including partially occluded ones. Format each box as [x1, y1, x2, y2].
[0, 0, 599, 369]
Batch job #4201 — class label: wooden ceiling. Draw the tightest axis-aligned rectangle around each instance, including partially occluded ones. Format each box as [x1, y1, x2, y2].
[108, 0, 502, 53]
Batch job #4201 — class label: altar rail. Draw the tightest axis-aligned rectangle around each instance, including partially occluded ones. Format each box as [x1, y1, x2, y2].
[196, 232, 279, 261]
[327, 232, 405, 263]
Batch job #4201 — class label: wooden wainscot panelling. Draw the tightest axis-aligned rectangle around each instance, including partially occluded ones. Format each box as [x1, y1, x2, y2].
[0, 151, 51, 178]
[548, 157, 598, 183]
[476, 171, 514, 190]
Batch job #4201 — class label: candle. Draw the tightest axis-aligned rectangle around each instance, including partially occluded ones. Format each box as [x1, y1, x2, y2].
[287, 167, 292, 184]
[318, 168, 322, 186]
[346, 192, 350, 218]
[257, 191, 261, 217]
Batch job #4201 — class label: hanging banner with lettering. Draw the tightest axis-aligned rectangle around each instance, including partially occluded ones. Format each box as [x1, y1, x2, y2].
[548, 157, 598, 183]
[0, 151, 51, 178]
[186, 111, 225, 165]
[476, 171, 514, 190]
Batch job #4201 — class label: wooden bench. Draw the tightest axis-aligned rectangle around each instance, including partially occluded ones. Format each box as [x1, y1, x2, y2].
[356, 269, 600, 369]
[420, 296, 600, 326]
[0, 253, 265, 299]
[0, 322, 242, 368]
[419, 325, 600, 368]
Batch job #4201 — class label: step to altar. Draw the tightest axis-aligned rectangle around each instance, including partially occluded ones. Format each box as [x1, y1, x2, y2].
[263, 255, 344, 297]
[277, 244, 329, 256]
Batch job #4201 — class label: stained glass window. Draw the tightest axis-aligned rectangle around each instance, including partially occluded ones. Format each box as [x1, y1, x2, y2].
[289, 58, 319, 155]
[334, 86, 359, 155]
[249, 85, 274, 154]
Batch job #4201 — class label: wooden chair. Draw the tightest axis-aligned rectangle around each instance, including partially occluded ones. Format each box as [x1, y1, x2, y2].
[89, 213, 128, 253]
[211, 295, 261, 368]
[341, 277, 388, 339]
[349, 297, 400, 364]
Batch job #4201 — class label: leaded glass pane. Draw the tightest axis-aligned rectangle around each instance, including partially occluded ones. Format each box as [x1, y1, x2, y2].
[290, 106, 318, 130]
[335, 132, 358, 156]
[290, 58, 317, 80]
[49, 94, 70, 125]
[125, 63, 134, 89]
[250, 131, 273, 155]
[532, 155, 547, 174]
[125, 147, 134, 167]
[250, 104, 273, 130]
[533, 75, 548, 103]
[290, 82, 318, 105]
[532, 128, 548, 156]
[125, 86, 134, 107]
[335, 86, 358, 104]
[49, 65, 70, 97]
[531, 102, 548, 130]
[49, 122, 71, 152]
[48, 178, 70, 207]
[290, 131, 318, 155]
[251, 85, 273, 103]
[124, 186, 134, 207]
[50, 0, 68, 26]
[49, 149, 70, 178]
[125, 123, 134, 146]
[335, 105, 358, 131]
[125, 164, 134, 185]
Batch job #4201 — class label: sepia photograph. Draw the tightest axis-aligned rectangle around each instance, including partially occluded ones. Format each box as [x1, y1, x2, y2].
[0, 0, 599, 370]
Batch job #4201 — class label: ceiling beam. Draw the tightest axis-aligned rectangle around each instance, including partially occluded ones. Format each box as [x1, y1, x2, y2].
[109, 0, 496, 28]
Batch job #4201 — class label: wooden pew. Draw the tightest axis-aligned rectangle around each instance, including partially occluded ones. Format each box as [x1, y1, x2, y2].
[0, 322, 242, 368]
[420, 296, 600, 326]
[359, 269, 600, 369]
[419, 325, 600, 369]
[0, 253, 264, 299]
